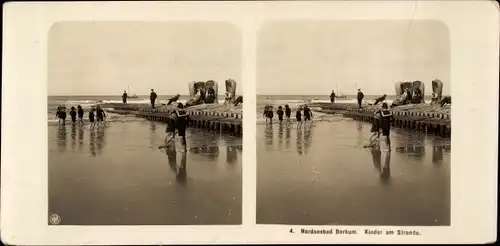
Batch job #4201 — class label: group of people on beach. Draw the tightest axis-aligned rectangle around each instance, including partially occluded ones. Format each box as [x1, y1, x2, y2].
[263, 104, 314, 128]
[56, 105, 106, 129]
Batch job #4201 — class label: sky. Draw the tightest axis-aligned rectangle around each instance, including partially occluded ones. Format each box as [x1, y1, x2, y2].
[48, 21, 242, 96]
[257, 20, 451, 95]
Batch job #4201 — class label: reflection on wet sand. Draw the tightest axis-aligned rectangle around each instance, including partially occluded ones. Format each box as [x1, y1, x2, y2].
[285, 126, 291, 150]
[71, 124, 77, 151]
[57, 125, 67, 153]
[226, 146, 238, 165]
[90, 130, 96, 156]
[303, 125, 313, 155]
[278, 124, 284, 150]
[166, 148, 188, 185]
[78, 126, 84, 151]
[368, 146, 391, 184]
[89, 127, 106, 157]
[265, 124, 274, 148]
[150, 122, 157, 149]
[296, 127, 303, 155]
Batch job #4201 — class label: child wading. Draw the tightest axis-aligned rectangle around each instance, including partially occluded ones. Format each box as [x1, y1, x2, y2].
[284, 104, 291, 125]
[89, 107, 96, 129]
[296, 107, 302, 128]
[77, 105, 84, 125]
[69, 106, 77, 124]
[277, 106, 284, 124]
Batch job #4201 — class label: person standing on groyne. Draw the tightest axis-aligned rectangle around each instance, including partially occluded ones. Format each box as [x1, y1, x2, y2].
[122, 90, 128, 104]
[357, 89, 364, 108]
[77, 105, 84, 125]
[330, 90, 336, 103]
[69, 106, 77, 124]
[150, 89, 157, 109]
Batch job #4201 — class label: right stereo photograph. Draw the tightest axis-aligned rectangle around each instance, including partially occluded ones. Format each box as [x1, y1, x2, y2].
[256, 20, 451, 226]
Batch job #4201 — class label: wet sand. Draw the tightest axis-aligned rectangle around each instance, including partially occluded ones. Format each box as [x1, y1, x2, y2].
[48, 118, 242, 225]
[257, 117, 450, 225]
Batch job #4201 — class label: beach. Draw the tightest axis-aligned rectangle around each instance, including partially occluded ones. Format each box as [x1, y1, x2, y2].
[48, 96, 242, 225]
[256, 95, 450, 226]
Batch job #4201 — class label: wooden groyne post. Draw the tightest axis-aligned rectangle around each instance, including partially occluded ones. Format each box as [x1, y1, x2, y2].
[309, 103, 451, 137]
[105, 104, 243, 136]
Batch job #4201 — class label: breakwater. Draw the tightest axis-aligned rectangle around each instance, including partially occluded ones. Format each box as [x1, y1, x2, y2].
[101, 103, 243, 136]
[308, 102, 451, 137]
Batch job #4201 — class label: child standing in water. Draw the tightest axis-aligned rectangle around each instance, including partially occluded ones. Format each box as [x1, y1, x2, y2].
[284, 104, 291, 125]
[69, 106, 77, 124]
[89, 107, 96, 129]
[56, 106, 67, 125]
[77, 105, 84, 125]
[296, 107, 302, 128]
[277, 106, 284, 124]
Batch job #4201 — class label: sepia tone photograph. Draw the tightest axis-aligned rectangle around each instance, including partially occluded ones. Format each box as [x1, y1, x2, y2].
[256, 20, 451, 225]
[47, 21, 243, 225]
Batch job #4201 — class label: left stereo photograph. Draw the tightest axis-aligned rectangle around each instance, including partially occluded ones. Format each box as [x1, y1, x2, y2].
[47, 21, 243, 225]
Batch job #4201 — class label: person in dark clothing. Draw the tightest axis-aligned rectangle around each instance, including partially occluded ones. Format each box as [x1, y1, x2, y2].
[150, 89, 157, 109]
[96, 105, 106, 127]
[296, 107, 303, 128]
[122, 90, 128, 104]
[167, 94, 180, 106]
[69, 106, 77, 124]
[375, 102, 394, 151]
[77, 105, 84, 125]
[440, 96, 451, 107]
[330, 90, 336, 103]
[412, 87, 423, 104]
[357, 89, 364, 108]
[264, 105, 274, 124]
[56, 106, 67, 125]
[277, 106, 284, 123]
[206, 87, 216, 103]
[374, 94, 387, 105]
[303, 105, 313, 124]
[89, 108, 96, 129]
[233, 96, 243, 106]
[175, 103, 189, 152]
[284, 104, 292, 125]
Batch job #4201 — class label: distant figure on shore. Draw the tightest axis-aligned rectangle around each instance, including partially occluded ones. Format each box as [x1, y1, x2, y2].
[296, 107, 303, 128]
[89, 107, 96, 129]
[277, 106, 284, 123]
[373, 94, 387, 105]
[150, 89, 157, 109]
[440, 96, 451, 107]
[175, 103, 189, 152]
[330, 90, 336, 103]
[303, 105, 313, 125]
[167, 94, 180, 106]
[96, 105, 106, 127]
[77, 105, 84, 125]
[284, 104, 291, 125]
[122, 90, 128, 104]
[69, 106, 77, 124]
[56, 106, 67, 125]
[357, 89, 364, 108]
[234, 95, 243, 106]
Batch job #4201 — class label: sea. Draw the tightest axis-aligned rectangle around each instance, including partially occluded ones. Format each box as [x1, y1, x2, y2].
[48, 95, 241, 225]
[256, 95, 450, 225]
